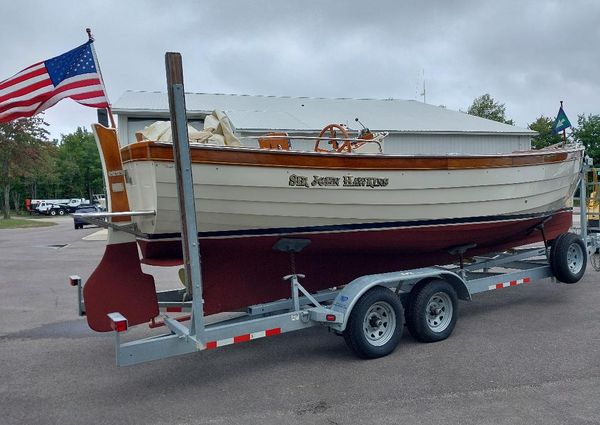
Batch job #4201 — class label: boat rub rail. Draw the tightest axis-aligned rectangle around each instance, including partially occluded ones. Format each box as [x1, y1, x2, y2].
[120, 141, 581, 171]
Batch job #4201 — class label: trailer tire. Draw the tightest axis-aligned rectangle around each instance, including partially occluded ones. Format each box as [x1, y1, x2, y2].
[406, 279, 458, 343]
[343, 286, 403, 359]
[550, 233, 586, 284]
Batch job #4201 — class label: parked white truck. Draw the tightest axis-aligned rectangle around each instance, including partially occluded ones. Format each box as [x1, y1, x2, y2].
[32, 198, 90, 215]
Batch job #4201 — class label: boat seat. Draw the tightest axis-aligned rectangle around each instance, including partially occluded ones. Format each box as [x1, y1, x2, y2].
[259, 132, 290, 150]
[272, 238, 312, 253]
[447, 243, 477, 256]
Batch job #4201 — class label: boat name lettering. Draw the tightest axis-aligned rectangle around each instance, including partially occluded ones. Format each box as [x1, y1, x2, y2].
[342, 175, 389, 188]
[311, 176, 340, 187]
[288, 174, 389, 189]
[289, 174, 309, 187]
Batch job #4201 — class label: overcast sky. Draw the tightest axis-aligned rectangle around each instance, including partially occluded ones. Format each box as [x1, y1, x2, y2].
[2, 0, 598, 139]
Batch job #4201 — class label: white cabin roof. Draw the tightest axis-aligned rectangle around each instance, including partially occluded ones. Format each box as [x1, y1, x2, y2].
[112, 90, 534, 135]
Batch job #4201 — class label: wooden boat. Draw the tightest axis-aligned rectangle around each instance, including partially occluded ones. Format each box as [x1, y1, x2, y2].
[82, 122, 584, 332]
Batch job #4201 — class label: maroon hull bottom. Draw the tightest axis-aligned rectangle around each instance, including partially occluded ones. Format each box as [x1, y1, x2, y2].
[84, 242, 159, 332]
[138, 210, 573, 316]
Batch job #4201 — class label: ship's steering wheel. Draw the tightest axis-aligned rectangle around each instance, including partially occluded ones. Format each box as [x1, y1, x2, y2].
[314, 124, 352, 153]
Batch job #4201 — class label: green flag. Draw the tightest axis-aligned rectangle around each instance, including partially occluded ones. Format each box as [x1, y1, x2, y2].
[552, 106, 571, 133]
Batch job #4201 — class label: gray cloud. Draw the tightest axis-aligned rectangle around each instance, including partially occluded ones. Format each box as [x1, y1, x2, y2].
[1, 0, 598, 137]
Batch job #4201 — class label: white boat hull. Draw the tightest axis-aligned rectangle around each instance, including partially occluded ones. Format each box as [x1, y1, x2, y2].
[122, 150, 580, 238]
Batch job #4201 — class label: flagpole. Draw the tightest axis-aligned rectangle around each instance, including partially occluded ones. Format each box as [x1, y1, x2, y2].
[86, 28, 116, 129]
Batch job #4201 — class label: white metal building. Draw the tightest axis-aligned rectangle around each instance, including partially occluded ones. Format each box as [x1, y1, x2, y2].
[112, 91, 535, 154]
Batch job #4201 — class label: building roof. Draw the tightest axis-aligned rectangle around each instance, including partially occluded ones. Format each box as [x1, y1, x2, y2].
[112, 90, 534, 135]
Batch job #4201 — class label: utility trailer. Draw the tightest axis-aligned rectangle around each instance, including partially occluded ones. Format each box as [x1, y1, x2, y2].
[71, 233, 595, 366]
[71, 54, 599, 366]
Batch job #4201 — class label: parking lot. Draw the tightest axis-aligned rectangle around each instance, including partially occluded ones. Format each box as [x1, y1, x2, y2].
[1, 217, 599, 425]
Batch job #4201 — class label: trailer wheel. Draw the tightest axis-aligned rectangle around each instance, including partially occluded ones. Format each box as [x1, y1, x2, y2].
[550, 233, 586, 284]
[343, 286, 404, 359]
[406, 279, 458, 343]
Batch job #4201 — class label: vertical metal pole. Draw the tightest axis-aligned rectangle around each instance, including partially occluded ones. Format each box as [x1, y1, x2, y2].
[580, 163, 588, 239]
[560, 100, 567, 146]
[165, 52, 205, 342]
[77, 279, 85, 316]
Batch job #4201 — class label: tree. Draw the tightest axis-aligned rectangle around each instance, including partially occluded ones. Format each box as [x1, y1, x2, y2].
[467, 93, 514, 125]
[572, 114, 600, 165]
[56, 127, 103, 199]
[528, 116, 562, 149]
[0, 116, 50, 219]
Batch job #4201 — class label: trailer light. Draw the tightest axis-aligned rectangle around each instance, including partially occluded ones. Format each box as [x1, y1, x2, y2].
[69, 275, 81, 287]
[326, 314, 336, 322]
[107, 312, 128, 333]
[113, 320, 127, 332]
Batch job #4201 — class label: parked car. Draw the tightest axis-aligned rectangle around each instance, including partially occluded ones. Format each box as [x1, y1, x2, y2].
[73, 205, 103, 229]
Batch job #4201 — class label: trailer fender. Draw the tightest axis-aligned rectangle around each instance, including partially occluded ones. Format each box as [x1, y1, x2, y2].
[328, 268, 470, 332]
[404, 273, 471, 302]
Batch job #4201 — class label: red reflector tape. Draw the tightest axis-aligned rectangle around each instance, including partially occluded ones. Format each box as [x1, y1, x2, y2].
[489, 277, 531, 291]
[205, 327, 281, 350]
[234, 334, 251, 343]
[265, 328, 281, 337]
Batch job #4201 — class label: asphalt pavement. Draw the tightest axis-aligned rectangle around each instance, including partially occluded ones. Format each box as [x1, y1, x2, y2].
[0, 217, 599, 425]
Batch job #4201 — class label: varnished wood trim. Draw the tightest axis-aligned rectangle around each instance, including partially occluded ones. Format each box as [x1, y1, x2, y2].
[120, 141, 581, 170]
[93, 124, 131, 222]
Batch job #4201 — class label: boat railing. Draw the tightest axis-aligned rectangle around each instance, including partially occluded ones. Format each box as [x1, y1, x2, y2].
[239, 133, 388, 142]
[239, 131, 388, 153]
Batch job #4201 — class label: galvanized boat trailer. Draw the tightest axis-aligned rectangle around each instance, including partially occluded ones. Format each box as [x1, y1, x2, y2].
[72, 53, 599, 366]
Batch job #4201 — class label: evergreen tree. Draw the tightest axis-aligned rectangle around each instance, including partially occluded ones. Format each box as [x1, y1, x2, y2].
[56, 127, 103, 199]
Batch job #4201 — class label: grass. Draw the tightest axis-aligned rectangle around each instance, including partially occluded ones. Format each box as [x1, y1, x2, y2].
[0, 217, 56, 229]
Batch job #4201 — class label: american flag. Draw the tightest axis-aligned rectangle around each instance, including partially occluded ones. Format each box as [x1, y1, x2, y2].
[0, 40, 109, 123]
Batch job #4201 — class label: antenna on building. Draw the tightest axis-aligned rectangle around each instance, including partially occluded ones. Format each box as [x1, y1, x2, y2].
[420, 69, 426, 104]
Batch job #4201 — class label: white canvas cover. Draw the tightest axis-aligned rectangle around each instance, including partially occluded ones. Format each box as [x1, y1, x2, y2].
[136, 110, 241, 146]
